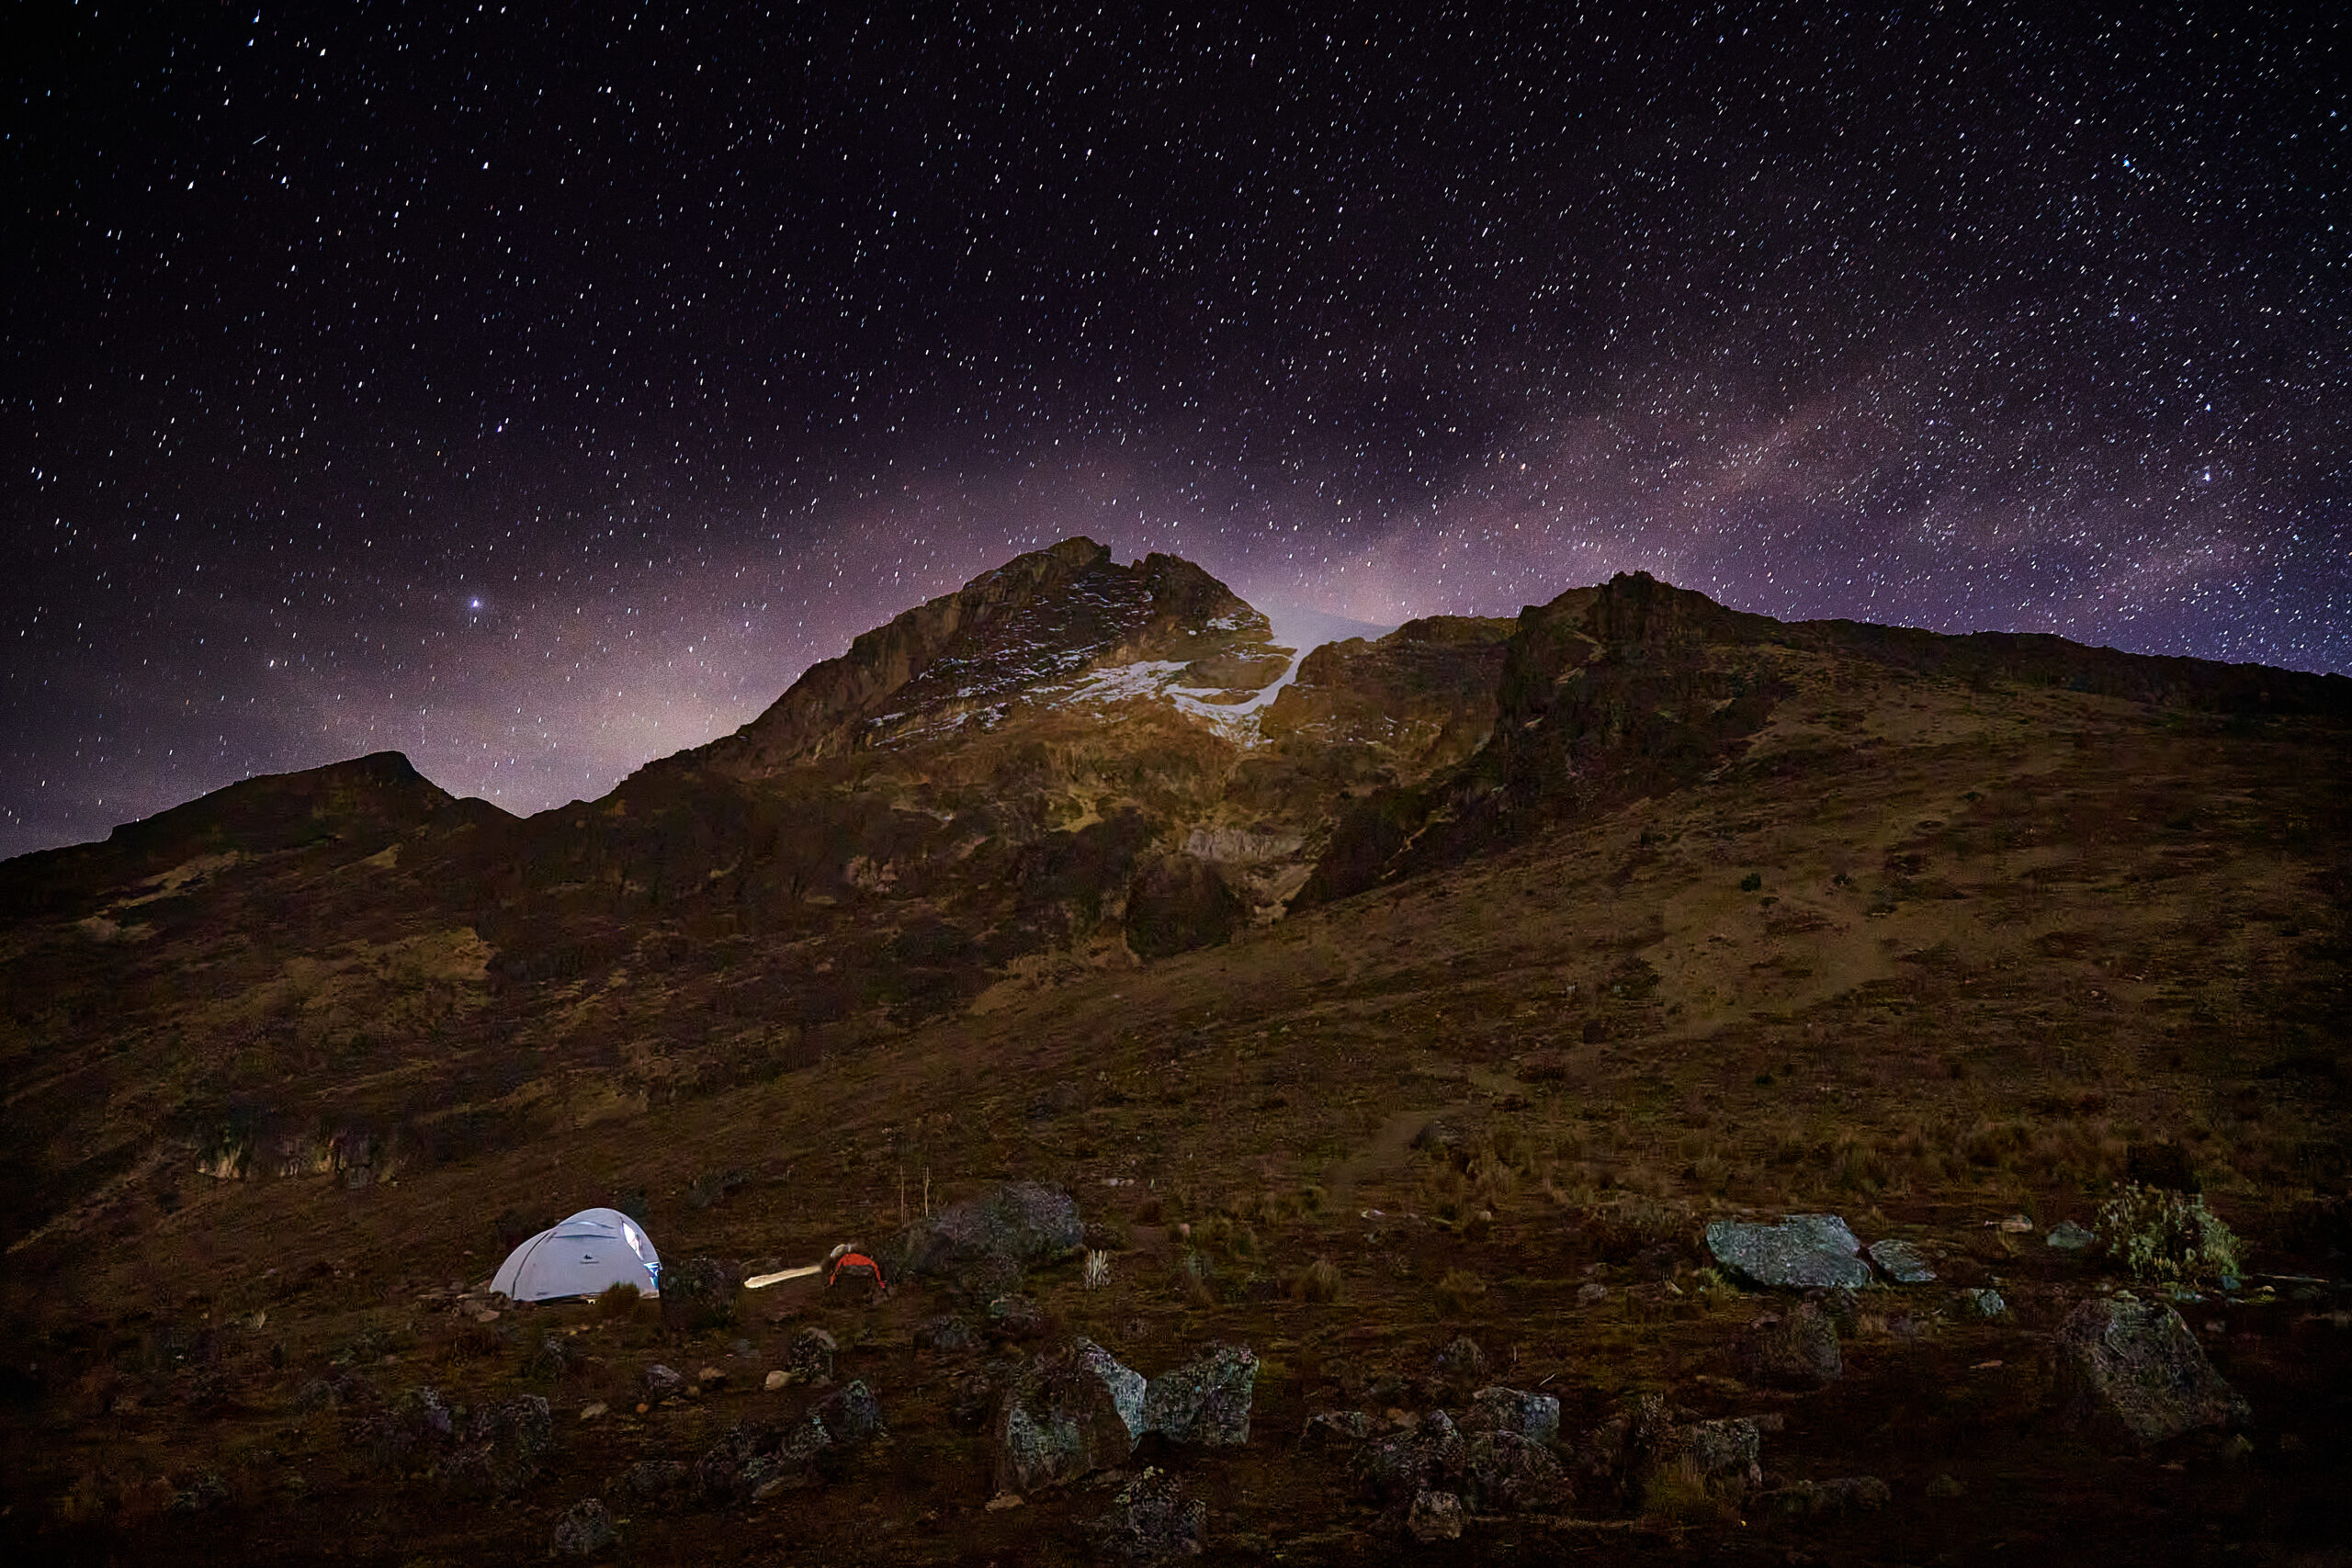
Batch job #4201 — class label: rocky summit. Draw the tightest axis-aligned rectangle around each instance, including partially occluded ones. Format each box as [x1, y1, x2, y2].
[3, 541, 2351, 1565]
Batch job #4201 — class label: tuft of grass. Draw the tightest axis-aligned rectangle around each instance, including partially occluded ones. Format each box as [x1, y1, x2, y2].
[595, 1280, 642, 1320]
[1434, 1267, 1487, 1316]
[1288, 1256, 1343, 1303]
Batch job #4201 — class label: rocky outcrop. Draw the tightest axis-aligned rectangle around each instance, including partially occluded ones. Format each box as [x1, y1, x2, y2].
[2053, 1295, 2248, 1446]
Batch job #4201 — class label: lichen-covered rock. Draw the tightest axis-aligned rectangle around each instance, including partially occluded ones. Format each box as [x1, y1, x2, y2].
[1735, 1299, 1843, 1388]
[1142, 1343, 1258, 1447]
[1463, 1386, 1561, 1448]
[2053, 1295, 2248, 1446]
[1673, 1416, 1763, 1497]
[352, 1384, 456, 1470]
[1407, 1488, 1464, 1541]
[914, 1314, 975, 1352]
[786, 1327, 837, 1385]
[695, 1423, 764, 1503]
[809, 1380, 885, 1449]
[1865, 1238, 1936, 1284]
[441, 1394, 553, 1496]
[1461, 1430, 1572, 1512]
[1091, 1466, 1207, 1563]
[623, 1458, 689, 1498]
[1955, 1287, 2008, 1318]
[891, 1182, 1083, 1280]
[551, 1497, 616, 1555]
[992, 1342, 1140, 1493]
[1705, 1214, 1871, 1289]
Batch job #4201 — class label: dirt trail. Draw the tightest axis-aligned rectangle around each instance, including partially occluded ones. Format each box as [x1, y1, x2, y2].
[1324, 1101, 1467, 1214]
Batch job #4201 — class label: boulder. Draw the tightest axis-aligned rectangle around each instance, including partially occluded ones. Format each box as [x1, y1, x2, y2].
[695, 1423, 765, 1503]
[1464, 1385, 1561, 1448]
[623, 1458, 689, 1498]
[1143, 1343, 1258, 1447]
[2053, 1295, 2248, 1446]
[786, 1328, 837, 1385]
[1407, 1489, 1464, 1542]
[1352, 1410, 1464, 1506]
[660, 1258, 741, 1332]
[1734, 1299, 1843, 1388]
[641, 1364, 684, 1401]
[352, 1384, 456, 1470]
[1705, 1215, 1871, 1289]
[809, 1379, 885, 1449]
[1865, 1238, 1936, 1284]
[1673, 1416, 1763, 1498]
[992, 1340, 1144, 1494]
[1091, 1465, 1208, 1563]
[441, 1394, 552, 1496]
[915, 1314, 976, 1352]
[551, 1497, 616, 1556]
[1461, 1430, 1572, 1511]
[892, 1182, 1083, 1280]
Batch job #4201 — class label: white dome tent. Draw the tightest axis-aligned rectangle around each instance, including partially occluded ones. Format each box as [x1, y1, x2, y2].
[491, 1207, 662, 1303]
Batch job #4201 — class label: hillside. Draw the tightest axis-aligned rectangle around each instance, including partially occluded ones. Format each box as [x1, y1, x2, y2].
[3, 544, 2349, 1564]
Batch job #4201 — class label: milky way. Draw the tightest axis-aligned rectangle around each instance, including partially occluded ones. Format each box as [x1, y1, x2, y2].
[7, 3, 2347, 858]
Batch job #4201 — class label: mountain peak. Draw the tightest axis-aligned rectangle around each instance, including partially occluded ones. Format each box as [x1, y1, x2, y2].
[691, 538, 1283, 776]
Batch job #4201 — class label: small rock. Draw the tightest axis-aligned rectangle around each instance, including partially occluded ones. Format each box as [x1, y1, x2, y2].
[1926, 1472, 1967, 1499]
[1301, 1410, 1372, 1446]
[786, 1327, 837, 1385]
[642, 1364, 684, 1400]
[2047, 1220, 2097, 1251]
[1432, 1336, 1486, 1386]
[578, 1402, 607, 1422]
[551, 1497, 616, 1556]
[987, 1491, 1025, 1511]
[1955, 1287, 2008, 1318]
[697, 1365, 726, 1386]
[1142, 1343, 1258, 1447]
[1866, 1238, 1936, 1284]
[1996, 1213, 2034, 1235]
[1460, 1430, 1572, 1512]
[1735, 1299, 1843, 1388]
[1406, 1488, 1464, 1542]
[763, 1369, 789, 1393]
[986, 1292, 1047, 1341]
[1577, 1281, 1610, 1305]
[809, 1380, 885, 1449]
[1706, 1214, 1872, 1290]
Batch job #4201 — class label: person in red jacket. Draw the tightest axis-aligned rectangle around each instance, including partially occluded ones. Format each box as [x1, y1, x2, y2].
[829, 1248, 887, 1292]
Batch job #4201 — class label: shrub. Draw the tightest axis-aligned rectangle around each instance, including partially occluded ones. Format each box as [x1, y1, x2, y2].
[1737, 873, 1763, 893]
[1434, 1268, 1487, 1316]
[594, 1280, 642, 1320]
[2098, 1183, 2242, 1286]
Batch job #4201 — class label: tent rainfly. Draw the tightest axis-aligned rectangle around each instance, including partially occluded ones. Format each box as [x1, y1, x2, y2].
[491, 1207, 662, 1303]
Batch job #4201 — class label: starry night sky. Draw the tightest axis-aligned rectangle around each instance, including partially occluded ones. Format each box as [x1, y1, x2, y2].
[7, 2, 2348, 859]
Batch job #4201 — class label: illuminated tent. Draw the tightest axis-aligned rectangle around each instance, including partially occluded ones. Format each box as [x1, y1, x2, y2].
[491, 1207, 662, 1302]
